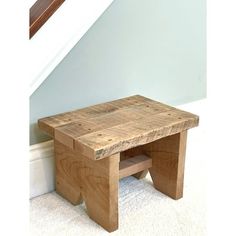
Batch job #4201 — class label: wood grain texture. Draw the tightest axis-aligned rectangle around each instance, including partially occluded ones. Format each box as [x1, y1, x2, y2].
[54, 140, 83, 205]
[122, 146, 149, 179]
[145, 131, 187, 199]
[30, 0, 65, 38]
[119, 155, 152, 179]
[39, 95, 199, 160]
[38, 95, 169, 137]
[39, 96, 200, 232]
[54, 140, 119, 232]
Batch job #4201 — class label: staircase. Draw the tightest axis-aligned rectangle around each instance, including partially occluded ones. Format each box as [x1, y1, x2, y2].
[29, 0, 114, 95]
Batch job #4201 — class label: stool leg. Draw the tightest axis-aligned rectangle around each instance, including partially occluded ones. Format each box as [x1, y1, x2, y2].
[54, 140, 83, 205]
[146, 131, 187, 200]
[132, 169, 149, 179]
[54, 140, 119, 232]
[82, 154, 119, 232]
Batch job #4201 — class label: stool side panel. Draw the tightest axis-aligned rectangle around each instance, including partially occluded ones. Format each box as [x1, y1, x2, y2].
[147, 131, 187, 199]
[54, 140, 119, 232]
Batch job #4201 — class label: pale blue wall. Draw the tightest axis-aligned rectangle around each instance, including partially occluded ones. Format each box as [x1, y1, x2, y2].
[30, 0, 206, 144]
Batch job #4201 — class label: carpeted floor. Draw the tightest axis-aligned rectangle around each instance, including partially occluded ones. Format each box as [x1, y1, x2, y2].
[30, 102, 206, 236]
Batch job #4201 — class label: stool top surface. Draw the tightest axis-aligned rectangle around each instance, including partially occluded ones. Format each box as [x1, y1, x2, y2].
[38, 95, 199, 160]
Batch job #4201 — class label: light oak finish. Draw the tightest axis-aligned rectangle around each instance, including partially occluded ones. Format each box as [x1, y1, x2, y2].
[119, 155, 152, 179]
[122, 146, 149, 179]
[39, 95, 198, 160]
[55, 140, 119, 232]
[120, 131, 187, 199]
[38, 95, 199, 232]
[146, 131, 187, 199]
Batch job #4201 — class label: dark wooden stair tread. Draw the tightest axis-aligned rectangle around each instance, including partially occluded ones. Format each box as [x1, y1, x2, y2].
[30, 0, 65, 38]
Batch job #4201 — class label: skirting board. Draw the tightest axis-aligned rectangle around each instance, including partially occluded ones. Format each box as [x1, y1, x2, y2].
[30, 140, 55, 199]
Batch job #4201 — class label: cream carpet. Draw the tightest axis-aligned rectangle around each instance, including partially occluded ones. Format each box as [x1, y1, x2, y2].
[30, 103, 206, 236]
[30, 153, 206, 235]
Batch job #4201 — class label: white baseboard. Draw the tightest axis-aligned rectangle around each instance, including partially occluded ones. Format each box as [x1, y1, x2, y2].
[30, 140, 55, 199]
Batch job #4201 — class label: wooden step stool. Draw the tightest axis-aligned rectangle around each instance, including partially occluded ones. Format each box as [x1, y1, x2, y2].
[38, 95, 199, 232]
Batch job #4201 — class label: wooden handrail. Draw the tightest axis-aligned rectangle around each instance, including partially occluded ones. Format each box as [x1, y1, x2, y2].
[29, 0, 65, 39]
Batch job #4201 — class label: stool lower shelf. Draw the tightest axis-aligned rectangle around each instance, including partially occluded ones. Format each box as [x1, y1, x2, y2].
[119, 154, 152, 179]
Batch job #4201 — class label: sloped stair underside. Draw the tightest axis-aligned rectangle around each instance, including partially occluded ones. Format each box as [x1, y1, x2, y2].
[29, 0, 114, 95]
